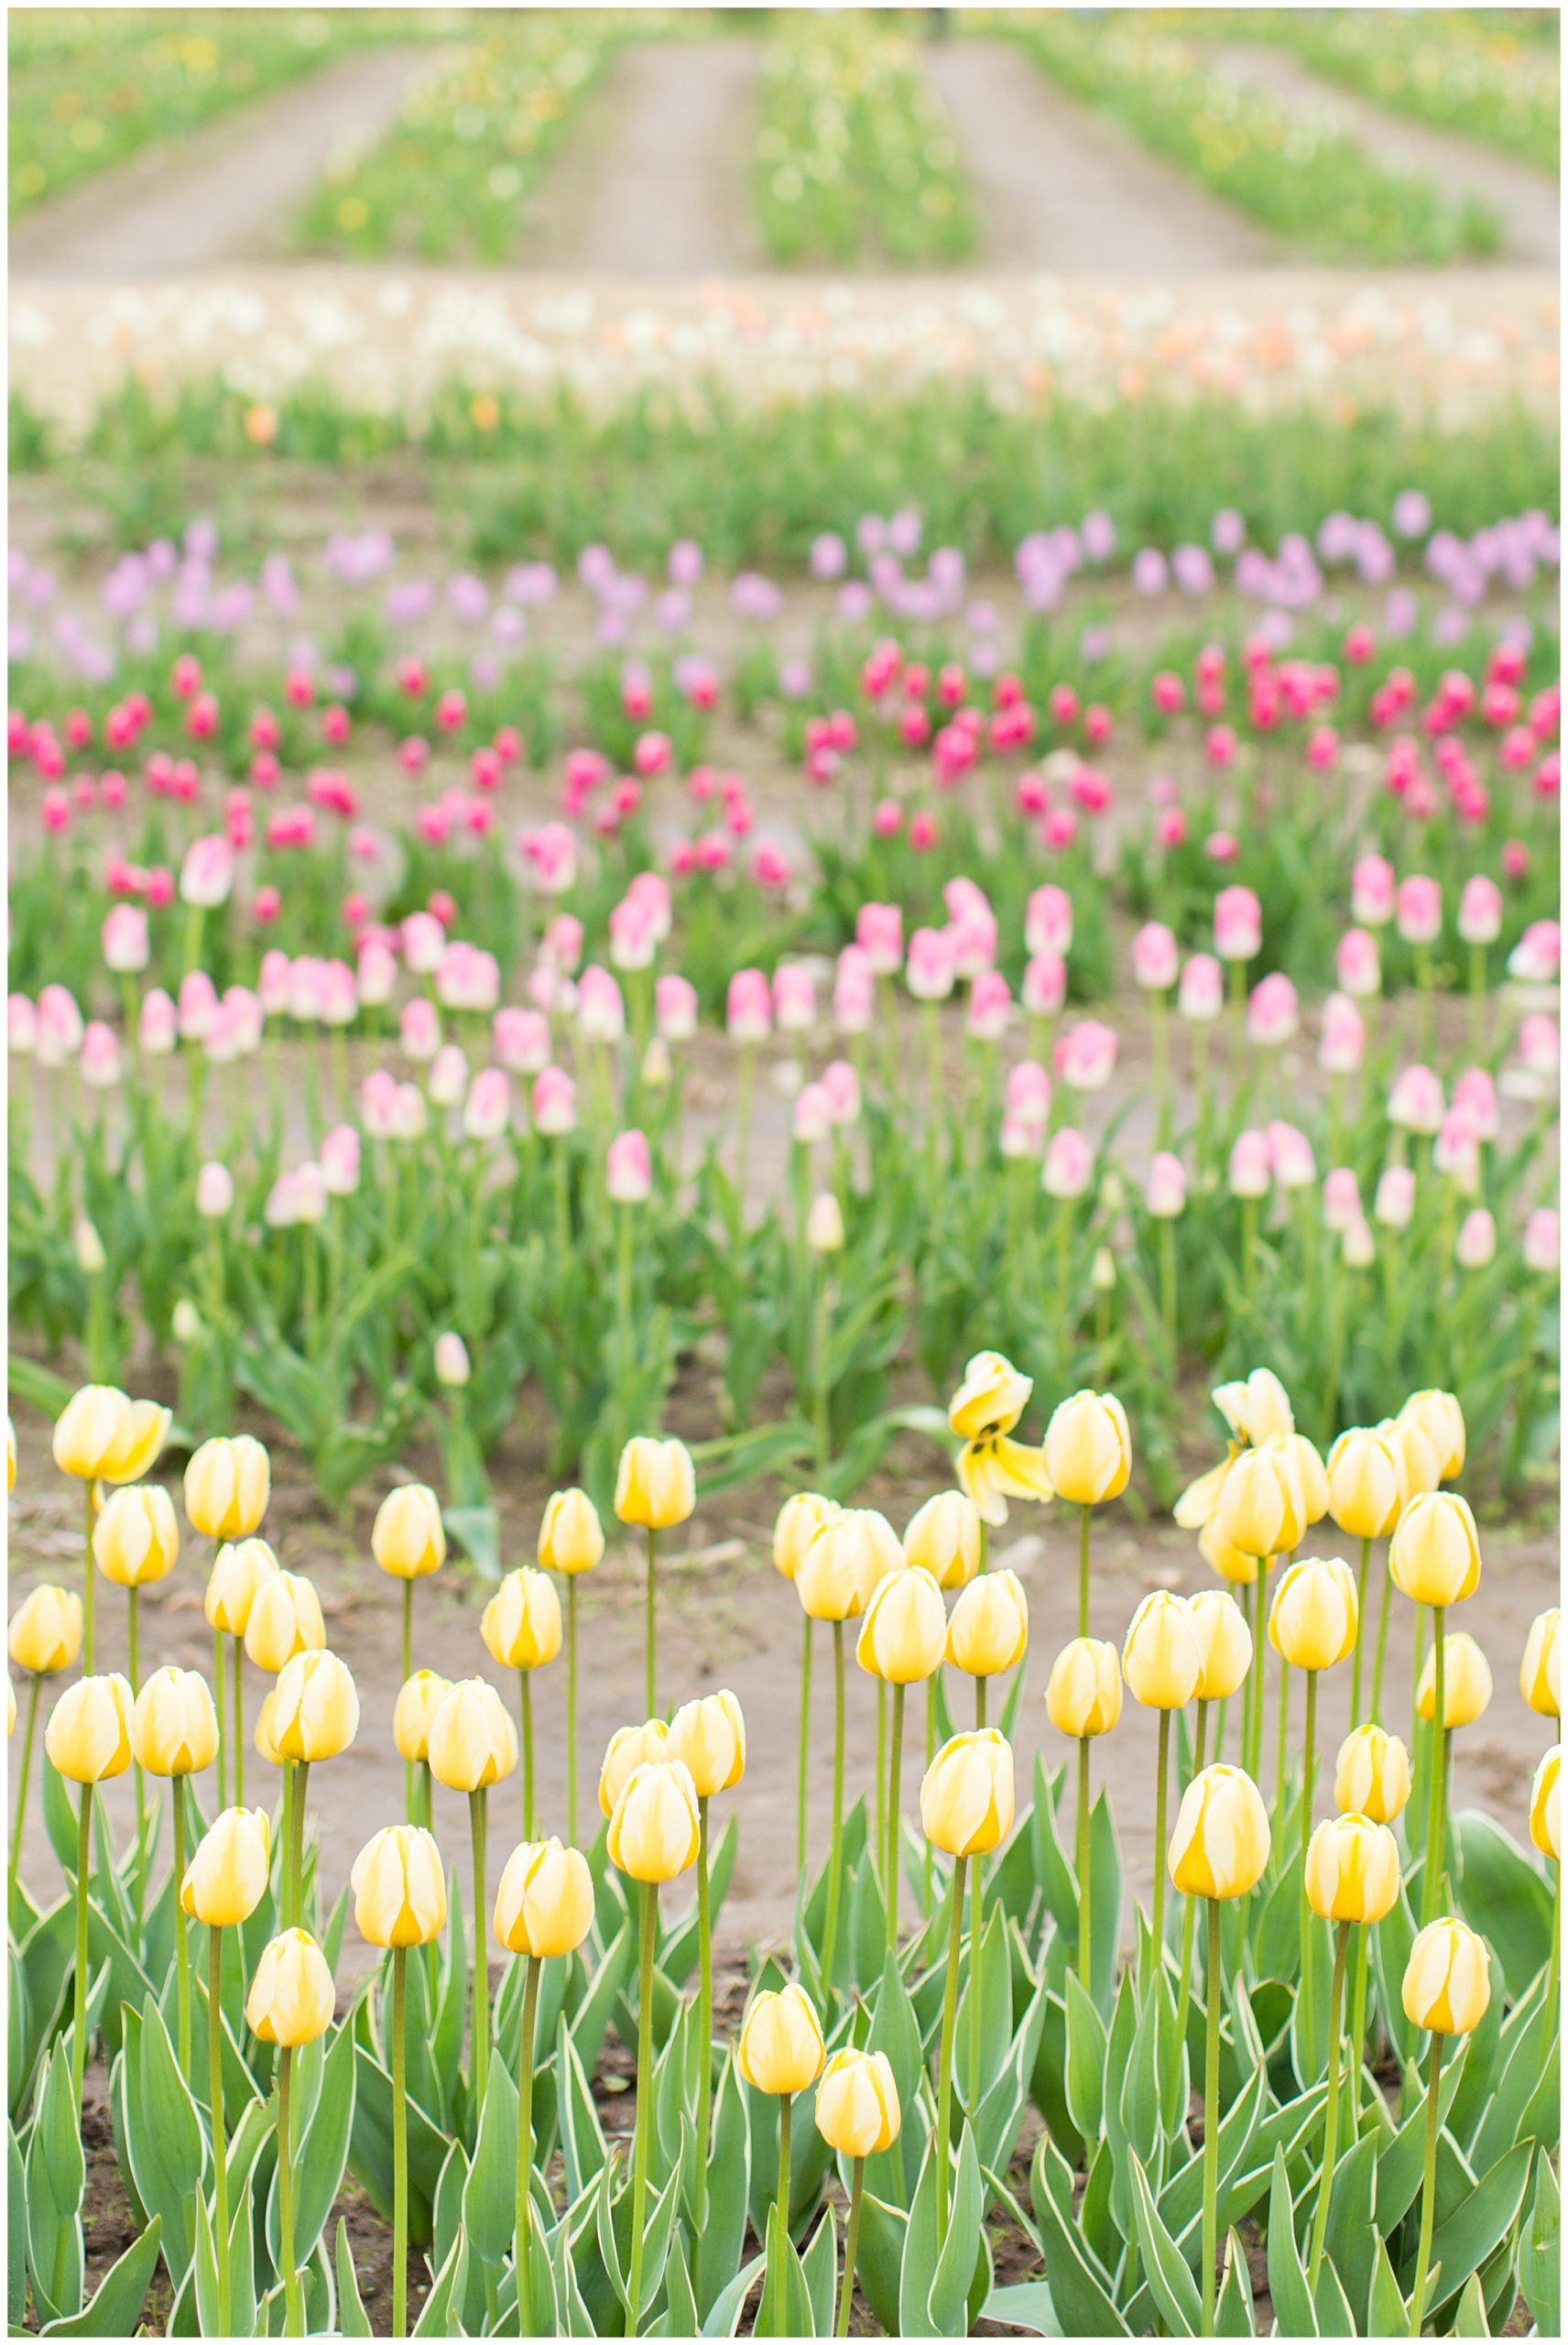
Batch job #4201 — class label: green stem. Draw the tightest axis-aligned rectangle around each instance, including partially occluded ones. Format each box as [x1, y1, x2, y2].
[8, 1676, 40, 1911]
[1308, 1921, 1352, 2289]
[1275, 1643, 1290, 1821]
[823, 1621, 845, 1977]
[695, 1797, 713, 2226]
[213, 1625, 227, 1812]
[128, 1587, 146, 1895]
[278, 2045, 303, 2336]
[875, 1680, 887, 1892]
[1422, 1610, 1445, 1925]
[82, 1484, 95, 1674]
[519, 1671, 535, 1840]
[835, 2160, 865, 2337]
[1407, 2034, 1445, 2339]
[288, 1759, 310, 1931]
[935, 1853, 967, 2238]
[1300, 1673, 1318, 2018]
[470, 1790, 490, 2114]
[1077, 1503, 1092, 1638]
[173, 1775, 191, 2078]
[1151, 1709, 1171, 1972]
[968, 1832, 984, 2113]
[1174, 1705, 1209, 2065]
[1076, 1735, 1092, 1990]
[516, 1953, 539, 2338]
[923, 1684, 935, 1923]
[886, 1684, 905, 1956]
[627, 1882, 658, 2335]
[776, 2090, 793, 2251]
[812, 1265, 833, 1474]
[1370, 1543, 1394, 1726]
[796, 1616, 812, 1881]
[209, 1925, 231, 2339]
[1202, 1898, 1222, 2337]
[1350, 1538, 1372, 1723]
[403, 1580, 415, 1822]
[645, 1527, 658, 1718]
[233, 1634, 245, 1806]
[1348, 1925, 1371, 2129]
[566, 1577, 579, 1847]
[71, 1783, 93, 2106]
[1542, 1860, 1561, 2067]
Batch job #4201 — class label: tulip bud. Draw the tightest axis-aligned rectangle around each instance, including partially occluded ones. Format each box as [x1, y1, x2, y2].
[897, 1491, 976, 1589]
[184, 1434, 270, 1539]
[737, 1982, 826, 2096]
[1399, 1391, 1465, 1483]
[773, 1492, 839, 1581]
[1268, 1555, 1358, 1673]
[1043, 1391, 1131, 1507]
[1213, 1368, 1294, 1446]
[393, 1670, 452, 1763]
[1520, 1609, 1560, 1719]
[131, 1665, 218, 1776]
[45, 1671, 135, 1783]
[1168, 1763, 1270, 1899]
[244, 1571, 326, 1671]
[1305, 1813, 1401, 1924]
[8, 1585, 83, 1675]
[607, 1757, 702, 1881]
[668, 1690, 746, 1797]
[946, 1569, 1029, 1677]
[805, 1192, 845, 1254]
[93, 1482, 180, 1588]
[494, 1837, 595, 1958]
[1530, 1746, 1560, 1861]
[352, 1825, 447, 1947]
[1044, 1638, 1122, 1739]
[614, 1436, 696, 1530]
[796, 1511, 885, 1622]
[433, 1332, 471, 1389]
[481, 1567, 562, 1672]
[1214, 1435, 1309, 1560]
[1326, 1427, 1405, 1542]
[1401, 1918, 1491, 2035]
[1188, 1588, 1252, 1701]
[371, 1483, 446, 1580]
[1417, 1632, 1492, 1729]
[948, 1350, 1032, 1442]
[181, 1805, 271, 1926]
[920, 1729, 1015, 1856]
[428, 1676, 517, 1792]
[599, 1718, 670, 1817]
[271, 1649, 360, 1762]
[1123, 1591, 1202, 1710]
[856, 1566, 947, 1685]
[54, 1386, 169, 1485]
[245, 1928, 335, 2046]
[1334, 1725, 1410, 1822]
[538, 1488, 604, 1576]
[205, 1537, 279, 1636]
[1389, 1491, 1482, 1609]
[814, 2047, 900, 2160]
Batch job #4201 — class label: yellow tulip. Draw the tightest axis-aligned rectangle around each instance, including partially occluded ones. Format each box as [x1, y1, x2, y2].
[1268, 1556, 1358, 1674]
[1214, 1434, 1310, 1560]
[598, 1718, 670, 1816]
[1168, 1763, 1270, 1899]
[1389, 1492, 1481, 1609]
[270, 1650, 360, 1762]
[93, 1483, 180, 1587]
[537, 1488, 605, 1576]
[1326, 1428, 1405, 1541]
[8, 1585, 83, 1674]
[606, 1757, 702, 1881]
[955, 1430, 1053, 1528]
[45, 1672, 134, 1783]
[371, 1483, 445, 1581]
[351, 1825, 447, 1948]
[131, 1666, 218, 1776]
[1399, 1390, 1465, 1483]
[856, 1566, 947, 1685]
[1530, 1746, 1560, 1861]
[184, 1435, 270, 1539]
[1198, 1512, 1259, 1587]
[1416, 1633, 1492, 1729]
[614, 1436, 696, 1530]
[1188, 1589, 1252, 1701]
[1401, 1917, 1490, 2034]
[901, 1490, 981, 1590]
[181, 1805, 271, 1926]
[948, 1349, 1033, 1442]
[243, 1572, 326, 1672]
[1334, 1725, 1411, 1823]
[1174, 1451, 1235, 1532]
[245, 1928, 335, 2046]
[1378, 1412, 1442, 1503]
[946, 1569, 1029, 1677]
[737, 1982, 826, 2097]
[773, 1490, 840, 1580]
[99, 1400, 170, 1487]
[814, 2047, 900, 2159]
[668, 1690, 746, 1797]
[493, 1837, 595, 1958]
[52, 1385, 134, 1480]
[204, 1537, 279, 1635]
[1520, 1609, 1560, 1720]
[1044, 1638, 1122, 1739]
[481, 1567, 562, 1672]
[428, 1677, 517, 1792]
[1212, 1369, 1294, 1446]
[1279, 1434, 1330, 1527]
[1305, 1813, 1401, 1925]
[920, 1729, 1015, 1857]
[796, 1511, 884, 1622]
[1043, 1390, 1131, 1507]
[392, 1670, 452, 1764]
[1123, 1591, 1202, 1711]
[254, 1686, 283, 1768]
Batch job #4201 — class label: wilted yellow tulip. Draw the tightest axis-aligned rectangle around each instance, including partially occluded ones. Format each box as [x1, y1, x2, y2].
[1268, 1556, 1358, 1674]
[902, 1490, 981, 1590]
[1401, 1917, 1490, 2035]
[1399, 1391, 1465, 1483]
[371, 1483, 445, 1580]
[1326, 1428, 1405, 1541]
[392, 1670, 452, 1764]
[1334, 1725, 1411, 1823]
[1417, 1633, 1492, 1729]
[270, 1650, 360, 1762]
[737, 1982, 826, 2096]
[947, 1350, 1032, 1442]
[1168, 1764, 1270, 1899]
[244, 1572, 326, 1672]
[614, 1436, 696, 1529]
[607, 1757, 702, 1881]
[955, 1429, 1053, 1529]
[481, 1567, 562, 1672]
[920, 1729, 1015, 1857]
[814, 2047, 900, 2160]
[668, 1690, 746, 1797]
[8, 1585, 83, 1675]
[131, 1666, 218, 1776]
[537, 1488, 604, 1576]
[772, 1491, 839, 1580]
[181, 1806, 271, 1926]
[1389, 1492, 1481, 1609]
[947, 1569, 1029, 1677]
[1305, 1814, 1401, 1925]
[1198, 1513, 1259, 1587]
[1044, 1391, 1131, 1507]
[45, 1672, 134, 1783]
[428, 1677, 517, 1792]
[1188, 1589, 1252, 1702]
[245, 1928, 335, 2046]
[93, 1483, 180, 1587]
[493, 1837, 595, 1958]
[1212, 1369, 1294, 1445]
[352, 1825, 447, 1947]
[1214, 1434, 1310, 1561]
[204, 1537, 278, 1635]
[856, 1567, 947, 1685]
[598, 1719, 670, 1816]
[1530, 1747, 1560, 1860]
[184, 1435, 270, 1539]
[1045, 1638, 1122, 1739]
[1521, 1609, 1561, 1719]
[1123, 1591, 1202, 1710]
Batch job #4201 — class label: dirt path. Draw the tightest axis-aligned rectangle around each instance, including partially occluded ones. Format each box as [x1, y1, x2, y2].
[1208, 45, 1560, 269]
[6, 49, 424, 280]
[526, 38, 762, 276]
[926, 39, 1274, 274]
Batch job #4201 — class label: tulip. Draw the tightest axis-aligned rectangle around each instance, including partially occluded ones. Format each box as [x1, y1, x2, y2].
[372, 1481, 445, 1802]
[1124, 1591, 1201, 1968]
[815, 2047, 900, 2335]
[776, 1492, 839, 1878]
[1521, 1608, 1561, 1720]
[94, 1479, 181, 1868]
[181, 1805, 271, 1929]
[205, 1534, 278, 1805]
[1334, 1724, 1410, 1823]
[615, 1435, 696, 1715]
[45, 1671, 133, 2101]
[1044, 1389, 1131, 1636]
[392, 1669, 449, 1827]
[599, 1718, 670, 1816]
[1416, 1631, 1492, 1729]
[1326, 1426, 1405, 1725]
[921, 1729, 1013, 2231]
[1212, 1432, 1316, 1782]
[430, 1676, 517, 2115]
[6, 1585, 83, 1908]
[493, 1836, 594, 2324]
[1531, 1744, 1562, 2066]
[798, 1509, 896, 1973]
[1046, 1637, 1120, 1988]
[246, 1929, 335, 2337]
[351, 1824, 445, 2338]
[1399, 1389, 1465, 1483]
[1304, 1813, 1401, 2288]
[947, 1568, 1028, 1682]
[858, 1565, 944, 1948]
[184, 1434, 270, 1540]
[902, 1489, 981, 1590]
[1391, 1493, 1482, 1925]
[482, 1566, 562, 1838]
[537, 1486, 604, 1838]
[1402, 1918, 1492, 2339]
[271, 1646, 359, 1935]
[740, 1982, 826, 2319]
[244, 1569, 325, 1671]
[53, 1386, 169, 1671]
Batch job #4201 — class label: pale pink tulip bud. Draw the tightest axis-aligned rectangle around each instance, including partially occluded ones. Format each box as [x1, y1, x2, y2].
[774, 963, 818, 1034]
[627, 869, 672, 941]
[948, 910, 998, 982]
[578, 965, 626, 1044]
[1524, 1208, 1560, 1274]
[967, 970, 1011, 1042]
[37, 984, 85, 1064]
[1322, 1167, 1361, 1231]
[533, 1065, 577, 1136]
[1455, 1207, 1497, 1269]
[1026, 884, 1073, 958]
[355, 940, 397, 1008]
[1131, 922, 1179, 992]
[1519, 1015, 1559, 1076]
[833, 946, 875, 1035]
[726, 967, 772, 1041]
[606, 1128, 652, 1204]
[1021, 952, 1067, 1018]
[196, 1161, 234, 1219]
[429, 1044, 468, 1108]
[607, 894, 658, 973]
[179, 834, 234, 909]
[1395, 875, 1443, 945]
[226, 987, 264, 1055]
[526, 822, 578, 897]
[179, 970, 218, 1043]
[1351, 854, 1396, 927]
[1146, 1151, 1187, 1218]
[139, 987, 178, 1055]
[1005, 1059, 1051, 1126]
[1343, 1216, 1377, 1269]
[258, 949, 293, 1017]
[905, 928, 954, 1004]
[1451, 1067, 1498, 1140]
[1178, 954, 1224, 1022]
[1042, 1126, 1093, 1199]
[1457, 876, 1502, 947]
[400, 997, 441, 1062]
[543, 912, 584, 974]
[1268, 1120, 1315, 1190]
[321, 1123, 362, 1195]
[822, 1058, 861, 1126]
[360, 1069, 398, 1139]
[1000, 1112, 1043, 1161]
[102, 903, 149, 974]
[806, 1191, 845, 1254]
[655, 974, 699, 1042]
[1375, 1165, 1416, 1229]
[287, 956, 324, 1024]
[319, 961, 358, 1028]
[8, 995, 38, 1055]
[792, 1083, 832, 1146]
[1055, 1019, 1116, 1093]
[434, 1332, 471, 1388]
[1388, 1065, 1444, 1135]
[293, 1163, 328, 1225]
[1508, 921, 1561, 983]
[1247, 972, 1298, 1046]
[1336, 927, 1381, 998]
[493, 1007, 550, 1074]
[80, 1020, 122, 1089]
[390, 1082, 427, 1142]
[401, 911, 445, 974]
[1214, 885, 1261, 963]
[856, 902, 903, 976]
[1227, 1129, 1271, 1199]
[1318, 992, 1365, 1074]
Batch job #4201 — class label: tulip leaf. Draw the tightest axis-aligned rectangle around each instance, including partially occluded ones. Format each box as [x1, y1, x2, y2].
[1322, 2128, 1378, 2330]
[1029, 2141, 1126, 2335]
[38, 2214, 163, 2340]
[1029, 1757, 1081, 1950]
[432, 2136, 469, 2290]
[572, 1918, 632, 2079]
[981, 2280, 1062, 2335]
[1130, 2152, 1201, 2337]
[24, 2046, 84, 2327]
[1368, 2236, 1409, 2337]
[442, 1502, 501, 1577]
[896, 2131, 944, 2339]
[1453, 1811, 1552, 1998]
[1214, 2228, 1257, 2335]
[926, 2125, 984, 2336]
[635, 2161, 684, 2324]
[335, 2217, 374, 2339]
[461, 2047, 519, 2281]
[695, 2051, 752, 2322]
[556, 2012, 607, 2202]
[1519, 2147, 1561, 2337]
[42, 1759, 82, 1883]
[1422, 2139, 1533, 2316]
[410, 2220, 468, 2339]
[1265, 2145, 1318, 2339]
[1311, 2248, 1356, 2338]
[1372, 1895, 1420, 2074]
[1453, 2272, 1490, 2336]
[800, 2200, 837, 2336]
[124, 1992, 204, 2287]
[7, 2123, 26, 2329]
[1088, 1787, 1122, 2012]
[349, 2042, 444, 2247]
[659, 2231, 701, 2339]
[865, 1947, 923, 2202]
[699, 2250, 767, 2338]
[268, 2016, 355, 2279]
[854, 2187, 908, 2336]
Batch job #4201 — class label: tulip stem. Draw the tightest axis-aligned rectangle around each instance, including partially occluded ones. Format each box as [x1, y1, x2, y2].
[1421, 1610, 1445, 1926]
[1202, 1897, 1221, 2338]
[695, 1795, 713, 2226]
[1174, 1706, 1208, 2065]
[1541, 1859, 1560, 2066]
[1077, 1737, 1093, 1990]
[1370, 1545, 1394, 1725]
[923, 1685, 935, 1922]
[233, 1635, 245, 1806]
[777, 2089, 793, 2252]
[886, 1685, 905, 1956]
[1151, 1710, 1171, 1975]
[936, 1852, 966, 2239]
[645, 1527, 658, 1718]
[402, 1583, 415, 1821]
[835, 2158, 865, 2338]
[875, 1681, 887, 1893]
[1274, 1658, 1290, 1821]
[208, 1925, 231, 2339]
[513, 1952, 539, 2337]
[388, 1945, 408, 2339]
[278, 2045, 304, 2337]
[8, 1675, 41, 1913]
[173, 1774, 191, 2078]
[1347, 1924, 1371, 2127]
[469, 1789, 490, 2115]
[1308, 1919, 1352, 2290]
[1077, 1505, 1091, 1639]
[823, 1621, 845, 1978]
[1408, 2034, 1445, 2339]
[1350, 1539, 1372, 1722]
[288, 1759, 310, 1932]
[82, 1484, 95, 1674]
[968, 1839, 985, 2113]
[128, 1587, 147, 1908]
[212, 1627, 228, 1811]
[71, 1783, 93, 2106]
[566, 1578, 579, 1846]
[1300, 1672, 1318, 2017]
[796, 1617, 811, 1881]
[519, 1671, 535, 1840]
[627, 1882, 658, 2335]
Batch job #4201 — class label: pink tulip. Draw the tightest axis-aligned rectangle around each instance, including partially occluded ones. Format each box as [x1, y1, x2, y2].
[606, 1128, 652, 1204]
[493, 1007, 550, 1074]
[608, 894, 658, 973]
[1388, 1065, 1444, 1135]
[1268, 1121, 1315, 1190]
[1131, 922, 1178, 993]
[81, 1020, 122, 1089]
[390, 1084, 427, 1142]
[1247, 972, 1299, 1046]
[821, 1059, 861, 1126]
[533, 1065, 577, 1136]
[544, 914, 585, 975]
[1055, 1019, 1117, 1093]
[178, 971, 218, 1042]
[319, 961, 358, 1028]
[257, 951, 292, 1017]
[1021, 953, 1067, 1019]
[179, 834, 234, 910]
[1335, 928, 1381, 998]
[1396, 874, 1443, 947]
[1178, 954, 1223, 1022]
[833, 946, 875, 1035]
[1322, 1167, 1361, 1230]
[1451, 1067, 1499, 1140]
[102, 903, 149, 975]
[627, 870, 672, 940]
[1455, 1208, 1497, 1270]
[578, 965, 626, 1044]
[401, 911, 446, 975]
[438, 942, 501, 1012]
[429, 1046, 469, 1109]
[1432, 1109, 1480, 1186]
[288, 957, 324, 1024]
[321, 1124, 362, 1195]
[1146, 1151, 1187, 1218]
[966, 970, 1011, 1042]
[401, 998, 441, 1062]
[1042, 1127, 1093, 1199]
[1374, 1165, 1416, 1230]
[1025, 884, 1073, 958]
[1519, 1014, 1559, 1075]
[1000, 1113, 1044, 1161]
[1523, 1208, 1560, 1274]
[8, 995, 38, 1055]
[139, 988, 178, 1055]
[774, 963, 818, 1034]
[196, 1162, 234, 1219]
[1227, 1129, 1271, 1199]
[726, 967, 772, 1042]
[360, 1070, 398, 1138]
[1351, 855, 1396, 928]
[791, 1084, 832, 1146]
[855, 902, 903, 976]
[905, 929, 954, 1004]
[1318, 993, 1365, 1074]
[1214, 886, 1261, 963]
[1508, 921, 1561, 983]
[356, 941, 397, 1009]
[37, 985, 84, 1065]
[463, 1069, 511, 1142]
[1005, 1059, 1051, 1127]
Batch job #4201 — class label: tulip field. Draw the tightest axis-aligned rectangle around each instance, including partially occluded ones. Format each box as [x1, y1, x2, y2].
[5, 345, 1563, 2342]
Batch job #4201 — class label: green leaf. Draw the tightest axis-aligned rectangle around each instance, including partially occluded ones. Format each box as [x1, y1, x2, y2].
[983, 2279, 1062, 2334]
[800, 2201, 837, 2337]
[124, 1992, 205, 2287]
[1214, 2229, 1257, 2336]
[289, 2015, 356, 2272]
[1322, 2129, 1377, 2332]
[926, 2125, 983, 2336]
[1062, 1968, 1106, 2143]
[461, 2050, 519, 2277]
[700, 2251, 767, 2338]
[410, 2220, 468, 2338]
[24, 2046, 85, 2326]
[1453, 2272, 1490, 2336]
[1453, 1812, 1552, 1998]
[1374, 2053, 1468, 2232]
[1311, 2250, 1356, 2339]
[1129, 2152, 1201, 2337]
[7, 2124, 27, 2328]
[38, 2215, 162, 2340]
[1518, 2149, 1561, 2337]
[1368, 2237, 1409, 2337]
[696, 2051, 751, 2323]
[335, 2217, 374, 2339]
[1265, 2145, 1317, 2339]
[1027, 2140, 1127, 2336]
[1423, 2140, 1533, 2316]
[865, 1947, 924, 2203]
[556, 2012, 607, 2203]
